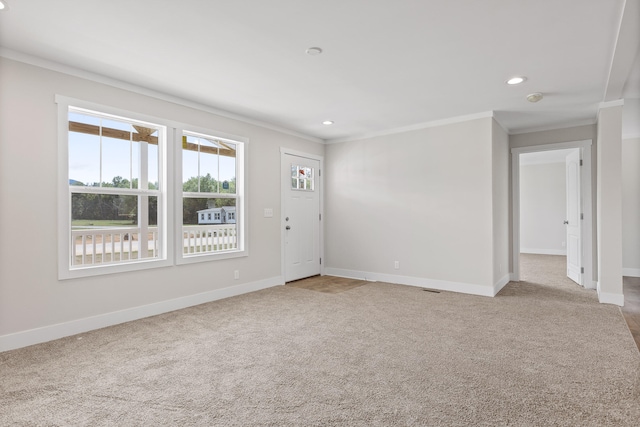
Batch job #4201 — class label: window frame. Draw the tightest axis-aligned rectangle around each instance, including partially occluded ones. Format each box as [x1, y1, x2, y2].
[57, 96, 174, 279]
[57, 96, 248, 279]
[175, 125, 248, 265]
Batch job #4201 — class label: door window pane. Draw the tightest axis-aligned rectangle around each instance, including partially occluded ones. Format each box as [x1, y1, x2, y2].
[291, 164, 314, 191]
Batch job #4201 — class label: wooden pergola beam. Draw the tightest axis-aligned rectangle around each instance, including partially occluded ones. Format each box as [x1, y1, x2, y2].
[69, 122, 236, 158]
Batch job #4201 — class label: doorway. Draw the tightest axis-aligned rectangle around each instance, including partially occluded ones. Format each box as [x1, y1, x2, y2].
[512, 140, 594, 289]
[280, 149, 323, 282]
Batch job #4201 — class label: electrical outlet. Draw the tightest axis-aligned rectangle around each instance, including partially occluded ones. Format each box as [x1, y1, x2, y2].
[562, 241, 566, 247]
[394, 261, 399, 269]
[234, 270, 239, 280]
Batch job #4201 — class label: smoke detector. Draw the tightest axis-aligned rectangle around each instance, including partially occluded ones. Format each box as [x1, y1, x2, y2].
[526, 92, 543, 103]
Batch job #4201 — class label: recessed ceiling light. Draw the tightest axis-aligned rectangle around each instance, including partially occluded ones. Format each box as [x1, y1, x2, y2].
[526, 92, 544, 103]
[306, 47, 323, 56]
[322, 120, 334, 125]
[506, 76, 527, 85]
[0, 1, 8, 11]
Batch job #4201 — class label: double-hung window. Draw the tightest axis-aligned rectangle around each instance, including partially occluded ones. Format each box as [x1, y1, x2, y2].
[179, 130, 245, 263]
[59, 100, 168, 279]
[58, 97, 247, 279]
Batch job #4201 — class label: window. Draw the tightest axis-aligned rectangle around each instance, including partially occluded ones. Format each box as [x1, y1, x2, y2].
[291, 165, 314, 191]
[61, 105, 166, 278]
[58, 96, 247, 278]
[180, 130, 245, 262]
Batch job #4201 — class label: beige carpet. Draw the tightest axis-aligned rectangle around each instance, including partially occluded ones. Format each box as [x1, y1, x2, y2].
[1, 254, 639, 426]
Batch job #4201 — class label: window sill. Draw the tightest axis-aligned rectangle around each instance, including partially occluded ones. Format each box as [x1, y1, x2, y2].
[59, 258, 174, 280]
[176, 249, 248, 266]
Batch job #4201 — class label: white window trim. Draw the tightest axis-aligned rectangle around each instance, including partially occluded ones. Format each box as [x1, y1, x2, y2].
[174, 125, 248, 265]
[56, 96, 248, 278]
[57, 96, 174, 279]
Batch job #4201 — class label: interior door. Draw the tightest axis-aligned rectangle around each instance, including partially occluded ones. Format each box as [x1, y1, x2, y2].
[565, 149, 582, 285]
[282, 153, 320, 282]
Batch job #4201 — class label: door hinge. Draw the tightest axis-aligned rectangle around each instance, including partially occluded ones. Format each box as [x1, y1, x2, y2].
[319, 169, 321, 177]
[581, 267, 584, 274]
[580, 159, 583, 166]
[319, 213, 322, 221]
[320, 258, 322, 265]
[580, 213, 584, 220]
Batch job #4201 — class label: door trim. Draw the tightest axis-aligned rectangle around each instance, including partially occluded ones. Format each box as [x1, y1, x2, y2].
[280, 148, 324, 281]
[511, 140, 594, 289]
[565, 149, 582, 285]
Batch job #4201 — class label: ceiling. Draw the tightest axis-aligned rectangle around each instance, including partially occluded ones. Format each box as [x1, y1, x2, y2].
[1, 0, 638, 142]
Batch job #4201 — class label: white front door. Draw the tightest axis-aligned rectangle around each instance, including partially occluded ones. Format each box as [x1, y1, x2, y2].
[565, 149, 582, 285]
[282, 153, 320, 282]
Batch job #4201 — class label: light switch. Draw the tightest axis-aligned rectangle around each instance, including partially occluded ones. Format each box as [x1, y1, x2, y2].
[264, 208, 273, 218]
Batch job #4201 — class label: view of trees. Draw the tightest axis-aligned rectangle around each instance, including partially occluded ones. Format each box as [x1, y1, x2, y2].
[71, 174, 235, 225]
[71, 177, 157, 225]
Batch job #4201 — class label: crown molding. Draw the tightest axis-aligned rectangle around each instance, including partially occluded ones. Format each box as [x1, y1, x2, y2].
[599, 99, 625, 109]
[326, 111, 496, 144]
[491, 114, 510, 135]
[508, 118, 597, 136]
[0, 48, 324, 144]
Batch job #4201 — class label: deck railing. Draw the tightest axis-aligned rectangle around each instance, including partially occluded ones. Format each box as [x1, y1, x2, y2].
[71, 226, 159, 266]
[72, 224, 237, 266]
[182, 224, 238, 254]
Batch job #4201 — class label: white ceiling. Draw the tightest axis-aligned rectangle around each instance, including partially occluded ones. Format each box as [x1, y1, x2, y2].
[1, 0, 638, 142]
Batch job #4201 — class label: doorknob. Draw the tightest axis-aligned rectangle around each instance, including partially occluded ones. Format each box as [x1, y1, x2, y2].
[286, 225, 291, 230]
[563, 220, 569, 225]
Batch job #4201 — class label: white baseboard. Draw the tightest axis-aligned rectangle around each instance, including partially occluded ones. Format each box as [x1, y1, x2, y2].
[597, 288, 625, 306]
[623, 268, 640, 277]
[493, 274, 511, 296]
[0, 276, 283, 353]
[520, 248, 567, 256]
[323, 268, 494, 297]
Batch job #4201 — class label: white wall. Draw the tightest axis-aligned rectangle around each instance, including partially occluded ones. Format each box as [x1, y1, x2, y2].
[622, 137, 640, 276]
[0, 57, 324, 351]
[519, 162, 567, 255]
[492, 120, 510, 288]
[596, 103, 624, 305]
[324, 116, 504, 296]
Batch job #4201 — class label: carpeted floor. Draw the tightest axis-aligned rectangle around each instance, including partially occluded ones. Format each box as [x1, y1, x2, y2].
[1, 255, 639, 426]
